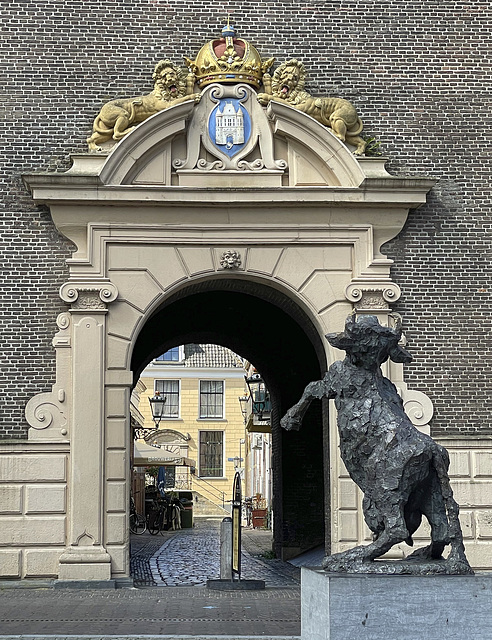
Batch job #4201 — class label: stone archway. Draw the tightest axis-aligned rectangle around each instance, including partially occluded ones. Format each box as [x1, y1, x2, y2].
[20, 92, 435, 582]
[131, 278, 327, 559]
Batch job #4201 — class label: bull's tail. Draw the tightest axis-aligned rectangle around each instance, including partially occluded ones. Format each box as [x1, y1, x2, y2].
[432, 445, 473, 572]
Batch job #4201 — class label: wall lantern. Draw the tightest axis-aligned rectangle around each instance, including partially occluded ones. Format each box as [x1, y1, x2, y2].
[149, 392, 167, 428]
[133, 392, 167, 440]
[245, 373, 270, 420]
[238, 394, 249, 424]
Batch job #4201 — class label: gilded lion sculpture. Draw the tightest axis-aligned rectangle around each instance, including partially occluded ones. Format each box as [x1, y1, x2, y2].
[258, 59, 366, 155]
[281, 314, 472, 575]
[87, 60, 201, 151]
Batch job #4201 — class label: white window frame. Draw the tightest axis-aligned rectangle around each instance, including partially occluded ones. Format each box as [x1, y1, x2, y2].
[198, 429, 225, 478]
[154, 346, 184, 364]
[198, 379, 225, 419]
[154, 379, 181, 419]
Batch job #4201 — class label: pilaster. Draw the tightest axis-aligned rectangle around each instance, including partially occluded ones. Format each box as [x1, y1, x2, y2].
[57, 283, 117, 581]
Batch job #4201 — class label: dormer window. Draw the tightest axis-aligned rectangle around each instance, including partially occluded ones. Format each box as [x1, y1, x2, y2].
[155, 346, 184, 363]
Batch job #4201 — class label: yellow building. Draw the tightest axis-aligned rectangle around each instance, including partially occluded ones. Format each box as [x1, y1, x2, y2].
[135, 344, 247, 514]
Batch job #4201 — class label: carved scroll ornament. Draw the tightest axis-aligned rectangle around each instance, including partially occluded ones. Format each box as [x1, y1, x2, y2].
[345, 282, 401, 308]
[59, 282, 118, 309]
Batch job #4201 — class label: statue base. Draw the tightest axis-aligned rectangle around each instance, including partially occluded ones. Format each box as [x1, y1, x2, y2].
[301, 567, 492, 640]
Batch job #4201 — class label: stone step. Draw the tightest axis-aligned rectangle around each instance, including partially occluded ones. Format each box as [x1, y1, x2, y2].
[192, 490, 231, 517]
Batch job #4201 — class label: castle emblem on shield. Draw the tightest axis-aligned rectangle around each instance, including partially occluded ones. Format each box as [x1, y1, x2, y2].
[208, 98, 251, 158]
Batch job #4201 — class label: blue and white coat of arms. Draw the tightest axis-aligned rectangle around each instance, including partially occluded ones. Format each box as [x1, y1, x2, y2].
[209, 98, 251, 158]
[173, 83, 287, 172]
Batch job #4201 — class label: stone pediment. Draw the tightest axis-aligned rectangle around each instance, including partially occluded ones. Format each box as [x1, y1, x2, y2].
[90, 83, 367, 189]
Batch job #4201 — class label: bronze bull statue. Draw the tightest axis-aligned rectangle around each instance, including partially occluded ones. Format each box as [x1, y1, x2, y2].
[281, 314, 472, 574]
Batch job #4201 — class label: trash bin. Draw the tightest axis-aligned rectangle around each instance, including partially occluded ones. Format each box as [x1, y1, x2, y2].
[178, 491, 194, 528]
[165, 490, 194, 528]
[252, 508, 267, 529]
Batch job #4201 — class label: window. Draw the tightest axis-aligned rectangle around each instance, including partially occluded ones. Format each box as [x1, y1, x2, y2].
[199, 431, 224, 477]
[156, 347, 182, 362]
[199, 380, 224, 418]
[154, 380, 180, 418]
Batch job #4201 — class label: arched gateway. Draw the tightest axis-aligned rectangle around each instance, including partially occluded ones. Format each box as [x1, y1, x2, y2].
[18, 38, 436, 582]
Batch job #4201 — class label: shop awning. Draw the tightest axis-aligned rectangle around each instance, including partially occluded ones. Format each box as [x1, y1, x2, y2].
[133, 441, 195, 468]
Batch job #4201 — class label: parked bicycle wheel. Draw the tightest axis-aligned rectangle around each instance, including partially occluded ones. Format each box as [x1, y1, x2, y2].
[130, 511, 147, 535]
[148, 508, 164, 535]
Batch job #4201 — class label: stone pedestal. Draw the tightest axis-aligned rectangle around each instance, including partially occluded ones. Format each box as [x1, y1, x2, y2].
[301, 567, 492, 640]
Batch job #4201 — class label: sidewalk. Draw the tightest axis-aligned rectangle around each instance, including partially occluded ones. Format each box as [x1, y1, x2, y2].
[0, 586, 300, 638]
[0, 518, 301, 639]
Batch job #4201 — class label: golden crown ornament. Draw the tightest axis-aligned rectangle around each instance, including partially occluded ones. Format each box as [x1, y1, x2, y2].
[184, 20, 274, 90]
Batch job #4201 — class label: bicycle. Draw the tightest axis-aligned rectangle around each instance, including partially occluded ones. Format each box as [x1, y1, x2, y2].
[129, 495, 147, 534]
[148, 495, 183, 534]
[148, 499, 165, 535]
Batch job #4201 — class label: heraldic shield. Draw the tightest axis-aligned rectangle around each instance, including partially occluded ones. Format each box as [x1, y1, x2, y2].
[174, 83, 287, 172]
[209, 96, 252, 159]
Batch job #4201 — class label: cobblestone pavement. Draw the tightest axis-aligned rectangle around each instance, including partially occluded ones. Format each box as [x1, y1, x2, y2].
[131, 517, 300, 588]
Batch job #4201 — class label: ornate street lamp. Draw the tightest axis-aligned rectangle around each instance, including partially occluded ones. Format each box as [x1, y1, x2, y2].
[149, 392, 167, 428]
[133, 392, 167, 440]
[245, 373, 270, 420]
[238, 394, 249, 424]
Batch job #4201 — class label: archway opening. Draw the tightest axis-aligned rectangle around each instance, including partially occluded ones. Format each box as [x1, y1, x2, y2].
[131, 278, 328, 560]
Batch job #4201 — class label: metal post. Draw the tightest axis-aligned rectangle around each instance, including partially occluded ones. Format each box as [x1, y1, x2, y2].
[220, 517, 233, 580]
[231, 471, 242, 580]
[209, 471, 264, 590]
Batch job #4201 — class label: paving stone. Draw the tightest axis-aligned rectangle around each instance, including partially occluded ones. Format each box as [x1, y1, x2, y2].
[0, 585, 301, 637]
[130, 518, 300, 588]
[0, 519, 301, 637]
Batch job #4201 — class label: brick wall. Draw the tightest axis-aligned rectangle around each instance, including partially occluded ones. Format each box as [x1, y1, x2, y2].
[1, 0, 491, 437]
